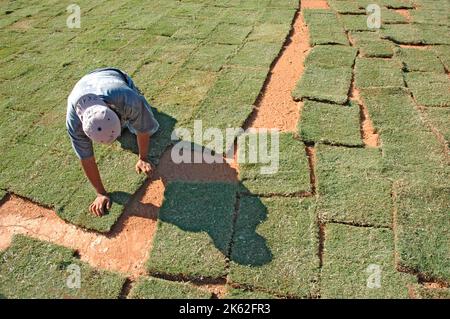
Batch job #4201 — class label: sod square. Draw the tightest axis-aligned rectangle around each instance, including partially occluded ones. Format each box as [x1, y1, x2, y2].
[229, 197, 319, 297]
[0, 109, 41, 141]
[293, 66, 353, 104]
[316, 145, 392, 227]
[299, 100, 362, 146]
[339, 14, 375, 32]
[258, 8, 296, 24]
[238, 132, 311, 195]
[128, 277, 211, 299]
[359, 88, 446, 174]
[303, 9, 349, 45]
[247, 23, 291, 44]
[147, 182, 237, 279]
[395, 178, 450, 281]
[209, 23, 252, 45]
[155, 69, 218, 122]
[321, 224, 416, 298]
[424, 107, 450, 142]
[396, 47, 445, 73]
[410, 9, 450, 26]
[381, 8, 408, 24]
[0, 235, 125, 299]
[229, 41, 281, 69]
[222, 9, 263, 26]
[147, 15, 193, 37]
[405, 72, 450, 107]
[304, 45, 357, 69]
[350, 31, 395, 58]
[172, 19, 219, 40]
[355, 58, 404, 88]
[382, 24, 450, 45]
[184, 43, 238, 72]
[150, 38, 199, 66]
[132, 61, 179, 100]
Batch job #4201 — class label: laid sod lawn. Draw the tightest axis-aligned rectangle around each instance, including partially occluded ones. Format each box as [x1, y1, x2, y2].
[299, 100, 362, 146]
[321, 224, 416, 298]
[148, 182, 237, 279]
[128, 277, 211, 299]
[0, 235, 125, 299]
[0, 0, 296, 231]
[316, 145, 392, 227]
[229, 197, 319, 297]
[354, 58, 404, 89]
[405, 72, 450, 107]
[238, 133, 311, 195]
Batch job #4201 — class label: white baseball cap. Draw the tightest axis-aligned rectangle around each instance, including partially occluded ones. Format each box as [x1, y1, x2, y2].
[76, 94, 121, 144]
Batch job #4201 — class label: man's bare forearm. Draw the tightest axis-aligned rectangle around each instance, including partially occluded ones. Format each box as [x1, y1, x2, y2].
[137, 132, 150, 161]
[80, 157, 107, 195]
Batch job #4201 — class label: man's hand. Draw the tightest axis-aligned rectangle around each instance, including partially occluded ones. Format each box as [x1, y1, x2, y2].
[135, 159, 153, 176]
[89, 194, 111, 217]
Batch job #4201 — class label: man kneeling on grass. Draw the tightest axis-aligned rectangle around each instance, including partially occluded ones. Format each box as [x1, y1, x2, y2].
[66, 67, 159, 217]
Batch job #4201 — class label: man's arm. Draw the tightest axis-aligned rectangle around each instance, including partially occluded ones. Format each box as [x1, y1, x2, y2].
[135, 132, 153, 176]
[80, 157, 111, 216]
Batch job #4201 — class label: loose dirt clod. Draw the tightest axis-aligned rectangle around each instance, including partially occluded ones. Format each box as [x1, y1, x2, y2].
[245, 9, 311, 131]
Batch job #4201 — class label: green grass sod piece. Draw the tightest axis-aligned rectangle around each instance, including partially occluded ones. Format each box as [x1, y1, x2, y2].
[394, 178, 450, 281]
[377, 0, 415, 9]
[150, 38, 200, 66]
[381, 24, 450, 45]
[303, 10, 349, 46]
[0, 235, 125, 299]
[299, 100, 362, 146]
[268, 0, 298, 9]
[396, 47, 445, 73]
[221, 9, 264, 26]
[128, 277, 211, 299]
[321, 224, 416, 298]
[316, 145, 392, 227]
[432, 45, 450, 71]
[359, 88, 447, 174]
[328, 0, 366, 14]
[411, 285, 450, 299]
[355, 57, 404, 88]
[148, 182, 237, 279]
[405, 72, 450, 107]
[293, 66, 353, 104]
[424, 107, 450, 143]
[410, 9, 450, 26]
[147, 15, 193, 37]
[258, 7, 296, 24]
[154, 69, 218, 123]
[229, 41, 281, 69]
[238, 132, 311, 195]
[338, 14, 375, 32]
[165, 2, 205, 18]
[209, 23, 253, 45]
[57, 148, 146, 233]
[184, 43, 238, 72]
[224, 287, 277, 299]
[172, 19, 219, 40]
[229, 197, 319, 297]
[132, 61, 179, 100]
[350, 32, 395, 58]
[247, 23, 291, 44]
[304, 45, 357, 69]
[0, 109, 41, 142]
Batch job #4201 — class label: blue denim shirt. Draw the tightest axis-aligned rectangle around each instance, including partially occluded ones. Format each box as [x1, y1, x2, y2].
[66, 68, 159, 159]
